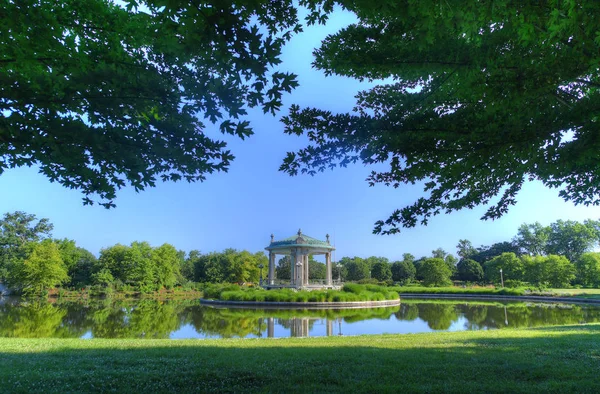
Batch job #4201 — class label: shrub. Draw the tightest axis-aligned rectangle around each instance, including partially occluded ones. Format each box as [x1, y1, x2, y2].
[342, 283, 366, 294]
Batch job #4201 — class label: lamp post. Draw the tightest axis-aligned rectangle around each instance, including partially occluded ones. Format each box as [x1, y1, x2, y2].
[499, 268, 504, 288]
[258, 264, 264, 286]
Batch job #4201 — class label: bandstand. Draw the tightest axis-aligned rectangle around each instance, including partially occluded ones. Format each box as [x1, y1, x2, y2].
[265, 229, 336, 289]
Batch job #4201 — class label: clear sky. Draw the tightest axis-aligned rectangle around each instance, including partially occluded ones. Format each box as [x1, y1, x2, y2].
[1, 9, 599, 261]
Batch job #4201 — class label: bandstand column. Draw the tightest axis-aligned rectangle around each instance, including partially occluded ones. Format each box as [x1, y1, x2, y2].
[268, 252, 275, 285]
[296, 252, 303, 287]
[304, 254, 309, 285]
[326, 252, 332, 286]
[290, 250, 296, 286]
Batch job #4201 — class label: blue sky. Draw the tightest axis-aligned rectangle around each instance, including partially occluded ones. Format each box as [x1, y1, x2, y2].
[1, 9, 599, 261]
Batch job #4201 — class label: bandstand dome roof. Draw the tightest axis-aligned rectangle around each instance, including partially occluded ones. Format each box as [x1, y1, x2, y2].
[265, 229, 335, 251]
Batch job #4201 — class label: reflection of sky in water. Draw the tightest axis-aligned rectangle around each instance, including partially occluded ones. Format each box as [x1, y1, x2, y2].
[167, 314, 494, 339]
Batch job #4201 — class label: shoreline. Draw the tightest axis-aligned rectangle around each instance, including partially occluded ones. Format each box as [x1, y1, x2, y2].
[399, 293, 600, 304]
[200, 298, 401, 309]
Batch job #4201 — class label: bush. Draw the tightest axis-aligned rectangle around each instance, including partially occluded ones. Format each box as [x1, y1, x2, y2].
[357, 278, 380, 285]
[206, 284, 399, 303]
[342, 283, 366, 294]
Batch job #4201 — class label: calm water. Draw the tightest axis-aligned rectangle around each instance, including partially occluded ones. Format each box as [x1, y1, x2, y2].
[0, 297, 599, 339]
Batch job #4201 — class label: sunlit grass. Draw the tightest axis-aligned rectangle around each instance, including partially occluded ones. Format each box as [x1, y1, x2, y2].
[1, 324, 599, 392]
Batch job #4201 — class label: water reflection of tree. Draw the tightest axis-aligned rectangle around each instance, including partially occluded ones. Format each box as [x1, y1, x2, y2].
[0, 301, 83, 338]
[90, 299, 188, 338]
[186, 306, 263, 338]
[395, 303, 419, 321]
[416, 304, 460, 330]
[4, 299, 600, 339]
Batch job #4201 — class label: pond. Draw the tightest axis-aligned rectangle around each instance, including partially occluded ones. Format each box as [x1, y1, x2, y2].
[1, 297, 599, 339]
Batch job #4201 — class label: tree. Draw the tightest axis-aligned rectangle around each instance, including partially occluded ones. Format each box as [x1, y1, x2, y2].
[344, 257, 370, 281]
[151, 243, 181, 289]
[0, 0, 328, 207]
[192, 249, 263, 284]
[308, 257, 326, 280]
[391, 260, 415, 284]
[513, 222, 550, 256]
[6, 240, 68, 295]
[97, 244, 129, 283]
[180, 250, 197, 282]
[484, 253, 524, 284]
[364, 256, 389, 270]
[0, 211, 53, 279]
[401, 253, 415, 265]
[371, 261, 392, 281]
[276, 256, 291, 280]
[457, 259, 484, 283]
[545, 255, 576, 288]
[471, 242, 520, 265]
[456, 240, 477, 260]
[280, 1, 600, 234]
[521, 255, 548, 287]
[420, 258, 452, 287]
[575, 253, 600, 287]
[124, 242, 155, 291]
[55, 239, 97, 287]
[545, 220, 600, 262]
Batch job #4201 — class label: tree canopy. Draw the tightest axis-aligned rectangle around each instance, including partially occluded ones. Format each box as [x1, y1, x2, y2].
[281, 0, 600, 234]
[0, 0, 331, 207]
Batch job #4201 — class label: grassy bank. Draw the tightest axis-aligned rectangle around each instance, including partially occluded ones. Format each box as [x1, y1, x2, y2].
[204, 283, 399, 302]
[0, 324, 599, 392]
[391, 285, 525, 296]
[48, 288, 202, 300]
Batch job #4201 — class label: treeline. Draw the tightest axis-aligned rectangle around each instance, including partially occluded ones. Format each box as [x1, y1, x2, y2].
[331, 219, 600, 288]
[2, 211, 600, 295]
[0, 212, 266, 295]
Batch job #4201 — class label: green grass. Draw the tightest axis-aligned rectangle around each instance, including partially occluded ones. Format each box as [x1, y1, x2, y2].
[0, 324, 599, 392]
[548, 288, 600, 300]
[391, 285, 525, 296]
[204, 284, 399, 303]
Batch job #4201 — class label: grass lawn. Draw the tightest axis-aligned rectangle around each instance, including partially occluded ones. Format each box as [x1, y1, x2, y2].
[1, 324, 599, 393]
[549, 288, 600, 300]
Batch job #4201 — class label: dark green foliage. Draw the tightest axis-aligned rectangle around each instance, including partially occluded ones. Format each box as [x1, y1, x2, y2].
[391, 260, 416, 283]
[6, 239, 68, 295]
[343, 257, 370, 281]
[0, 211, 53, 280]
[484, 253, 524, 284]
[192, 249, 264, 284]
[96, 242, 182, 292]
[0, 0, 324, 207]
[575, 253, 600, 287]
[371, 261, 392, 281]
[276, 256, 291, 280]
[457, 259, 484, 283]
[308, 257, 326, 280]
[420, 258, 452, 287]
[514, 222, 550, 256]
[281, 1, 600, 234]
[545, 220, 600, 262]
[456, 240, 477, 260]
[472, 242, 521, 264]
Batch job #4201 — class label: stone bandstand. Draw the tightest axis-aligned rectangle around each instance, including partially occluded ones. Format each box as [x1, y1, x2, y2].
[265, 230, 337, 289]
